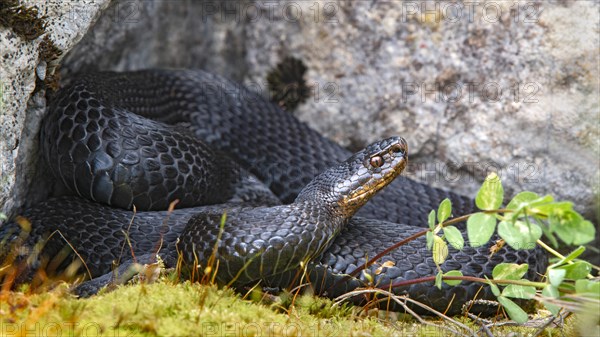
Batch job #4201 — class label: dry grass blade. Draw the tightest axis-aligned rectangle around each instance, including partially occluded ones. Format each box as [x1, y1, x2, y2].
[154, 199, 179, 255]
[333, 288, 474, 336]
[536, 293, 600, 313]
[532, 313, 567, 336]
[286, 259, 315, 312]
[117, 205, 138, 267]
[47, 230, 92, 281]
[199, 212, 228, 286]
[225, 250, 264, 288]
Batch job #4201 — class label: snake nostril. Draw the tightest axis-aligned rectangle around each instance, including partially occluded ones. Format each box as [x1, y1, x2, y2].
[399, 139, 408, 154]
[390, 143, 405, 155]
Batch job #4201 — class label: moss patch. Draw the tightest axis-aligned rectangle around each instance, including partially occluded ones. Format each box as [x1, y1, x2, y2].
[1, 282, 398, 336]
[0, 0, 47, 41]
[0, 279, 577, 337]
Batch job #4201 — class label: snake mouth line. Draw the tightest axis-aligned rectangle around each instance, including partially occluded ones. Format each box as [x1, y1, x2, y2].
[342, 158, 408, 208]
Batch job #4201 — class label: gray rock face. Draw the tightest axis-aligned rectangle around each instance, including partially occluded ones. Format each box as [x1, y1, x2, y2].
[1, 1, 598, 229]
[0, 0, 110, 215]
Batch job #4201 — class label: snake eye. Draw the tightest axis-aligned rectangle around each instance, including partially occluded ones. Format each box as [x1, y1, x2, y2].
[370, 156, 384, 168]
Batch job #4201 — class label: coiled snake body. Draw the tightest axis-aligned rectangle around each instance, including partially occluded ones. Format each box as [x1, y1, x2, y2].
[0, 70, 546, 315]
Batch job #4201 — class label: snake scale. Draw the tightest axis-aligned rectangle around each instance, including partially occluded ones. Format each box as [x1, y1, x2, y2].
[0, 69, 547, 316]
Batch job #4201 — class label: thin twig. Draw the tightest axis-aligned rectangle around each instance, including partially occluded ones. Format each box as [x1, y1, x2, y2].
[333, 288, 474, 336]
[532, 314, 558, 337]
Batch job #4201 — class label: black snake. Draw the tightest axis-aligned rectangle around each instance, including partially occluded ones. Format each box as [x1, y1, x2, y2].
[0, 70, 547, 316]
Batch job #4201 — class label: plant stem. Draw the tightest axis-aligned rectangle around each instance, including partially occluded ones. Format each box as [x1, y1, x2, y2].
[348, 208, 512, 279]
[382, 275, 570, 293]
[537, 239, 562, 260]
[328, 230, 429, 291]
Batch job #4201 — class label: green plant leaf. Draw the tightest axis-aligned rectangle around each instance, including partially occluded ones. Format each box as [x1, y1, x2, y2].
[443, 225, 464, 250]
[558, 261, 592, 280]
[498, 220, 542, 250]
[361, 270, 374, 284]
[428, 210, 436, 230]
[467, 212, 497, 247]
[426, 231, 434, 250]
[475, 172, 504, 210]
[443, 270, 463, 286]
[502, 284, 536, 299]
[437, 198, 452, 223]
[506, 191, 540, 210]
[548, 268, 566, 288]
[506, 192, 554, 221]
[551, 210, 596, 245]
[492, 263, 529, 280]
[486, 276, 501, 297]
[435, 271, 443, 289]
[553, 246, 586, 266]
[432, 236, 448, 265]
[575, 280, 600, 300]
[542, 285, 561, 315]
[498, 296, 528, 323]
[530, 201, 573, 218]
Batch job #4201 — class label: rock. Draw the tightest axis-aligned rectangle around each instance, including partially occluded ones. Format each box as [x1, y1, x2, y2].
[0, 0, 110, 215]
[1, 0, 598, 231]
[242, 1, 600, 222]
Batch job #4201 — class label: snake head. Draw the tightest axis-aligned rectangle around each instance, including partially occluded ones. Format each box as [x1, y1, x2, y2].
[296, 136, 408, 218]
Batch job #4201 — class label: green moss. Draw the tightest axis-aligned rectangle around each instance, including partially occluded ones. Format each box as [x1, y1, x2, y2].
[0, 0, 47, 40]
[1, 282, 397, 336]
[0, 280, 578, 337]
